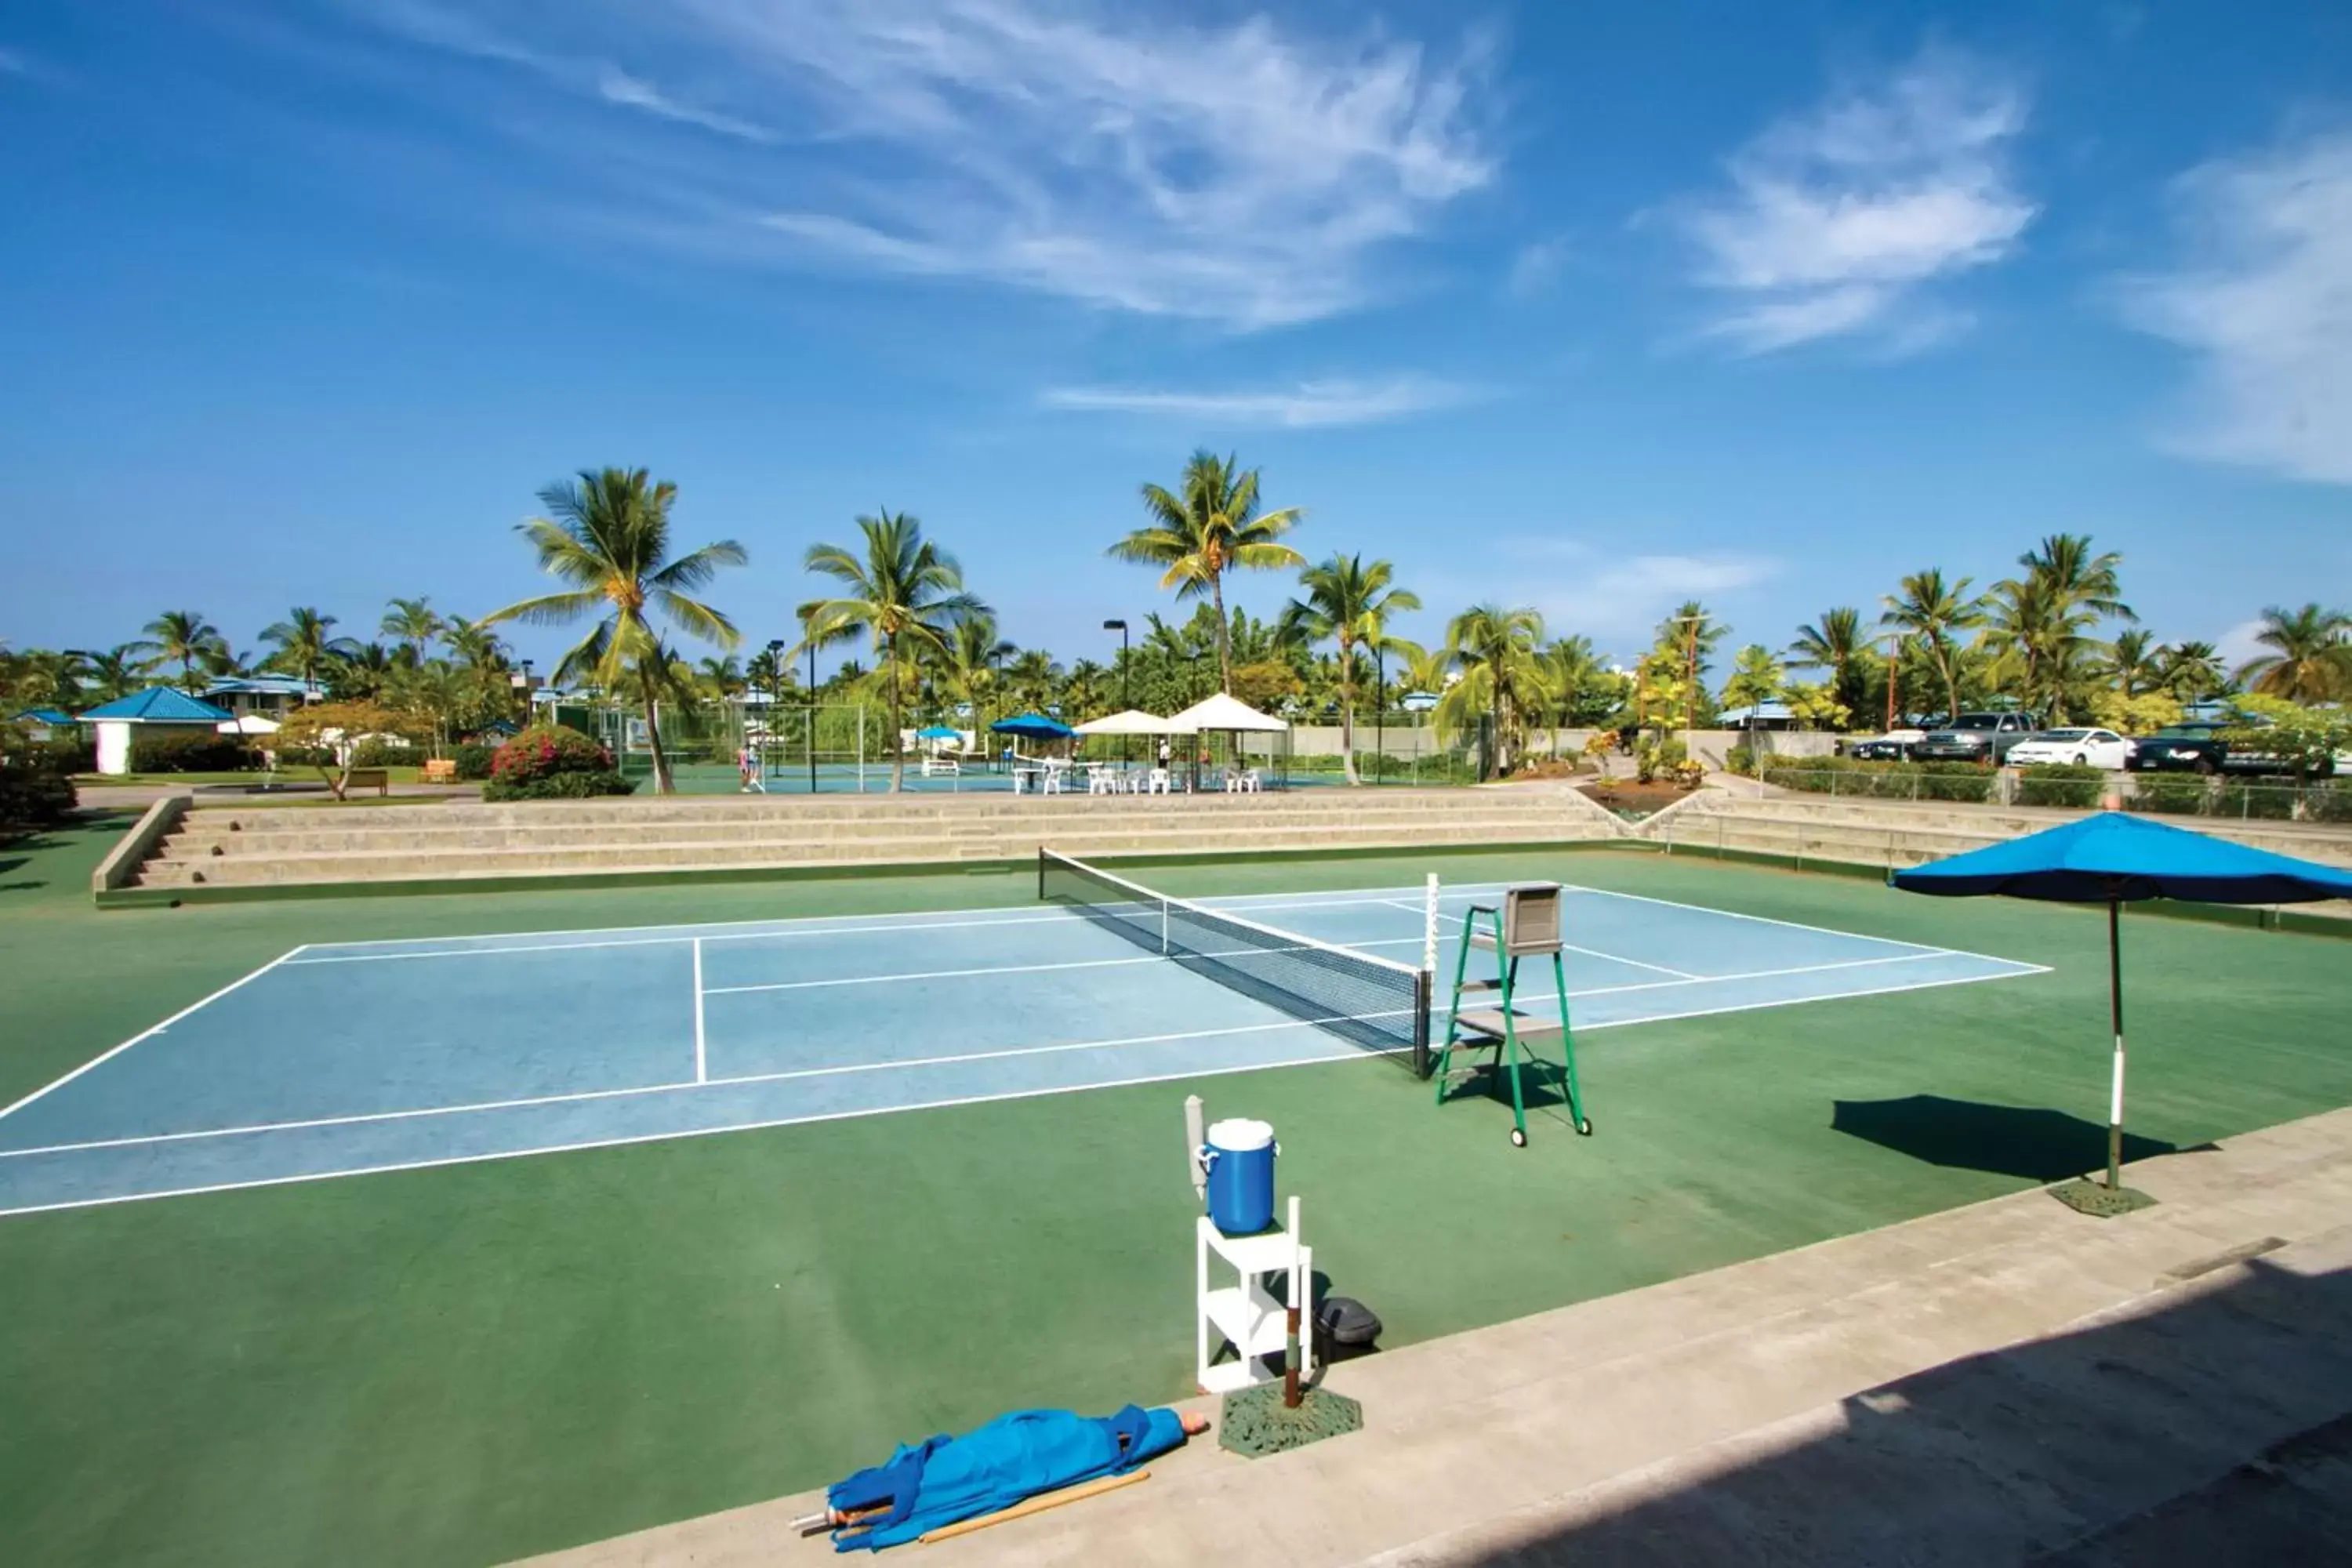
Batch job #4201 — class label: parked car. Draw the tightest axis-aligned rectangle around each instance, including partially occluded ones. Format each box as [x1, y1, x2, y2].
[2124, 720, 2344, 778]
[2005, 728, 2133, 770]
[1847, 727, 1925, 762]
[1911, 712, 2044, 764]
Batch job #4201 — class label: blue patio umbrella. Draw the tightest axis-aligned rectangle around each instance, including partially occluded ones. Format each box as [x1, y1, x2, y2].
[988, 713, 1075, 741]
[1893, 813, 2352, 1198]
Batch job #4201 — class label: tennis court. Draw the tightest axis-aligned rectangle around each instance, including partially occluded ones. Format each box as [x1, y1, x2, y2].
[0, 855, 2042, 1218]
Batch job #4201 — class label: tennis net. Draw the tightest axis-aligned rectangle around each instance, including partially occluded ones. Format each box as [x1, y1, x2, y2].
[1038, 849, 1432, 1076]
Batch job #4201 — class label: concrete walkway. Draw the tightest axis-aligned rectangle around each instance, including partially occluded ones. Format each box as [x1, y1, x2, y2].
[517, 1108, 2352, 1566]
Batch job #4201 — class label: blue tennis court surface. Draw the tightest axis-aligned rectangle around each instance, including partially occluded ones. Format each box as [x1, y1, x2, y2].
[0, 879, 2046, 1217]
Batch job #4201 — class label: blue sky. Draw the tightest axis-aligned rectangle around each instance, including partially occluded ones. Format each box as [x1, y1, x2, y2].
[3, 1, 2347, 678]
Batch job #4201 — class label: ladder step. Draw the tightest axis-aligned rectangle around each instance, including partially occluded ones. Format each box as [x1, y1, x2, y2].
[1457, 978, 1504, 993]
[1454, 1008, 1563, 1040]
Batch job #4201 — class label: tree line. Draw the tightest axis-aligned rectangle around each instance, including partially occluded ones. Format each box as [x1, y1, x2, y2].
[4, 453, 2347, 793]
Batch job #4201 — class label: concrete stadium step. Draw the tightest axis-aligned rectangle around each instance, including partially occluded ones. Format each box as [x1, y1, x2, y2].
[164, 800, 1577, 851]
[136, 815, 1609, 888]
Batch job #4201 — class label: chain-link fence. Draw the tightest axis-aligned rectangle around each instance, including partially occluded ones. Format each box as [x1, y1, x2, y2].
[1750, 759, 2351, 822]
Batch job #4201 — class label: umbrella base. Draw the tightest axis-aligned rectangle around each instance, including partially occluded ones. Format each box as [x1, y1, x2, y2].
[2048, 1177, 2158, 1218]
[1218, 1383, 1363, 1458]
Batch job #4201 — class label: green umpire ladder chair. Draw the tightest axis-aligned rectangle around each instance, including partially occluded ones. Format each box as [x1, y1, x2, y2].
[1435, 883, 1592, 1146]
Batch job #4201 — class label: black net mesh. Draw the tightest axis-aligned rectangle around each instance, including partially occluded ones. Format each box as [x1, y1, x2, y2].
[1040, 850, 1430, 1076]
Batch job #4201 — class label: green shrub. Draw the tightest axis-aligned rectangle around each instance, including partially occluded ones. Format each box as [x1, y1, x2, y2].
[2129, 774, 2209, 815]
[452, 742, 495, 782]
[482, 724, 626, 801]
[1725, 743, 1756, 775]
[348, 736, 418, 768]
[27, 738, 96, 774]
[2015, 763, 2107, 809]
[129, 731, 259, 773]
[2, 725, 78, 829]
[483, 768, 637, 802]
[1914, 761, 1997, 803]
[272, 745, 336, 768]
[2305, 783, 2352, 824]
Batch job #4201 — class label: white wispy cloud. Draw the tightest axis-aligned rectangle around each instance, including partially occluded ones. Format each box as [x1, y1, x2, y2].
[1040, 377, 1483, 430]
[347, 0, 1497, 329]
[1672, 47, 2034, 354]
[1447, 541, 1777, 644]
[1504, 236, 1570, 299]
[2121, 130, 2352, 485]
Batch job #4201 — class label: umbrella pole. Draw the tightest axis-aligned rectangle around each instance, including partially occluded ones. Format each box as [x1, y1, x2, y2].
[2106, 897, 2125, 1192]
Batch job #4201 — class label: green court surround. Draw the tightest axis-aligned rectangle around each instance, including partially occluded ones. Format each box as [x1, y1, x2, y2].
[4, 815, 2349, 1566]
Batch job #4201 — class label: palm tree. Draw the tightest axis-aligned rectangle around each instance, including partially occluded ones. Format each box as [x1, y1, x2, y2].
[2098, 628, 2161, 699]
[442, 616, 508, 673]
[1440, 604, 1548, 775]
[1282, 554, 1421, 784]
[803, 510, 984, 792]
[937, 612, 1015, 735]
[2234, 604, 2352, 702]
[381, 597, 445, 664]
[1004, 649, 1064, 714]
[487, 467, 746, 794]
[1108, 451, 1305, 693]
[69, 643, 153, 703]
[2159, 641, 2227, 703]
[1062, 659, 1112, 722]
[1541, 636, 1605, 737]
[1881, 570, 1985, 724]
[260, 607, 359, 689]
[1788, 608, 1867, 719]
[133, 611, 224, 691]
[2019, 534, 2132, 622]
[1720, 644, 1784, 713]
[695, 655, 747, 702]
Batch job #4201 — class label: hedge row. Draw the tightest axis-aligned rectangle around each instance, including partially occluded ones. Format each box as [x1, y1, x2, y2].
[129, 732, 262, 772]
[1759, 757, 1998, 804]
[2128, 775, 2350, 822]
[2013, 763, 2107, 809]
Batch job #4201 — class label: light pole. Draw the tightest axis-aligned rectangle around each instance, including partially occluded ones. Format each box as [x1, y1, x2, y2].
[1103, 618, 1129, 767]
[518, 659, 535, 724]
[1373, 644, 1386, 787]
[764, 639, 785, 786]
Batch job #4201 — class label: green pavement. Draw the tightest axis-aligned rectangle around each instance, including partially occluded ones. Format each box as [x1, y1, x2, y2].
[2, 814, 2349, 1566]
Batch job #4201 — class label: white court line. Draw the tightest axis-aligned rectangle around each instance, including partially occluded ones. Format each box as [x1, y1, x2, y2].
[702, 953, 1162, 996]
[280, 887, 1486, 966]
[0, 1048, 1363, 1221]
[1559, 882, 1969, 959]
[285, 880, 1493, 960]
[0, 949, 2047, 1164]
[1560, 943, 1696, 980]
[691, 938, 706, 1084]
[0, 958, 2059, 1221]
[0, 1012, 1367, 1161]
[0, 946, 310, 1126]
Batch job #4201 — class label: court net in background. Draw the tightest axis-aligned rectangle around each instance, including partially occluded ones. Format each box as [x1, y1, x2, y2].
[1039, 849, 1432, 1076]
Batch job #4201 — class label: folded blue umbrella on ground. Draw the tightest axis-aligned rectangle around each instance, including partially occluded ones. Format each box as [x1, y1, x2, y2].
[826, 1404, 1186, 1551]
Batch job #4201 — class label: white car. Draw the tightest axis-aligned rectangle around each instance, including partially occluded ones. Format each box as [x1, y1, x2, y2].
[2006, 728, 2132, 769]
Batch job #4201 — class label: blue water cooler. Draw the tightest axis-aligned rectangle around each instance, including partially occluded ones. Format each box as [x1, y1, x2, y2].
[1201, 1117, 1277, 1234]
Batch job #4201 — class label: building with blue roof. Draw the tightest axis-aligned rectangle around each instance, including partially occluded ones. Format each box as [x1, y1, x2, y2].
[78, 688, 236, 775]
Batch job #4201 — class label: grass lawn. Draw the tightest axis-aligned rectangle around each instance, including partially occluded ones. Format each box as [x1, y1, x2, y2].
[2, 815, 2349, 1566]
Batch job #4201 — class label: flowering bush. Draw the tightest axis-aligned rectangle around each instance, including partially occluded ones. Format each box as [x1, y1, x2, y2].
[484, 724, 633, 801]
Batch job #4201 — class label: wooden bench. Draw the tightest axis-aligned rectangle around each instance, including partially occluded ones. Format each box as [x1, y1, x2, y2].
[344, 768, 390, 797]
[421, 758, 459, 784]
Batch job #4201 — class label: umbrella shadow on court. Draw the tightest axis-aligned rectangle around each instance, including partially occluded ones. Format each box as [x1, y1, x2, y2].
[1831, 1094, 2212, 1183]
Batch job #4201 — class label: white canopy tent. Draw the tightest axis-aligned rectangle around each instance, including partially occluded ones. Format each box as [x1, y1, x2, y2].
[1072, 709, 1178, 735]
[1165, 693, 1288, 734]
[1167, 693, 1291, 788]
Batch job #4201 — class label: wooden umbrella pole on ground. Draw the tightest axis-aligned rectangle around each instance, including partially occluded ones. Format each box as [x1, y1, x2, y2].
[916, 1469, 1150, 1544]
[2106, 897, 2125, 1192]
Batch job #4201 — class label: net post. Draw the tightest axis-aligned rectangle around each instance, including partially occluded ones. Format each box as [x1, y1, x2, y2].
[1037, 847, 1047, 902]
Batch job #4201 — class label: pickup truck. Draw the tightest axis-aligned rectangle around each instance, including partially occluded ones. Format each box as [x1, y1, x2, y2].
[1910, 712, 2044, 764]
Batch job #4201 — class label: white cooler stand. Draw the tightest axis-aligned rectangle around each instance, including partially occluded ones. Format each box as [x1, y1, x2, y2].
[1195, 1195, 1312, 1395]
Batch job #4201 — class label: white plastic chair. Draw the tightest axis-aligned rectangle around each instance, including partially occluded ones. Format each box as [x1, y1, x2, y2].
[1145, 768, 1172, 795]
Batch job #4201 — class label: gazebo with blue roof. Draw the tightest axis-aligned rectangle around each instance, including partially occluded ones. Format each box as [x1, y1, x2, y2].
[79, 687, 235, 775]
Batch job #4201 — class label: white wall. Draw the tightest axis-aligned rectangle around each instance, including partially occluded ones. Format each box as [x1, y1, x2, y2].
[94, 720, 132, 775]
